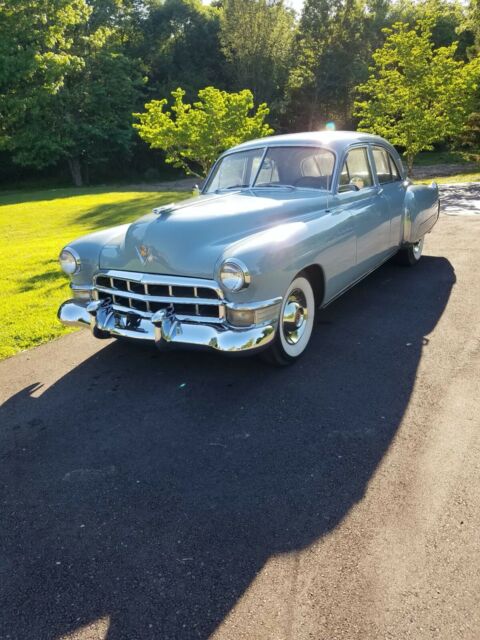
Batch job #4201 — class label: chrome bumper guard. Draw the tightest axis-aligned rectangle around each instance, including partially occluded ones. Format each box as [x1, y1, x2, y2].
[58, 296, 280, 353]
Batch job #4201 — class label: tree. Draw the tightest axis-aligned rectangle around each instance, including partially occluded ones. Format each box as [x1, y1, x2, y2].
[389, 0, 474, 58]
[285, 0, 390, 132]
[219, 0, 295, 110]
[141, 0, 225, 100]
[0, 0, 90, 148]
[0, 0, 145, 185]
[134, 86, 273, 177]
[354, 21, 480, 171]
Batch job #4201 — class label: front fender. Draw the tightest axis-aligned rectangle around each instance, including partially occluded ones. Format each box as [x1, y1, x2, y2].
[217, 221, 310, 303]
[404, 182, 440, 244]
[63, 224, 131, 287]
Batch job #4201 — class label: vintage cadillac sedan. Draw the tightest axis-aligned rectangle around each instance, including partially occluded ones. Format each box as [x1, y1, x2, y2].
[58, 131, 439, 365]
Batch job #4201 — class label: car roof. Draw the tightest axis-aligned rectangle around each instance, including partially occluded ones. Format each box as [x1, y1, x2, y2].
[228, 130, 389, 154]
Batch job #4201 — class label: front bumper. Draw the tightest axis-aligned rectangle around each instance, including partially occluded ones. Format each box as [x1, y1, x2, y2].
[58, 297, 279, 353]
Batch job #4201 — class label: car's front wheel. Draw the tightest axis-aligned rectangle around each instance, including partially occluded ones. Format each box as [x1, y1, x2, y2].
[262, 274, 315, 366]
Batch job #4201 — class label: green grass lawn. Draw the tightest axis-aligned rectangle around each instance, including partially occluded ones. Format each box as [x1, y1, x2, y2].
[418, 172, 480, 184]
[0, 187, 189, 360]
[415, 149, 480, 166]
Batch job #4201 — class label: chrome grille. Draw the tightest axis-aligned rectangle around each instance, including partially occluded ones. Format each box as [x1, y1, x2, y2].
[93, 271, 224, 323]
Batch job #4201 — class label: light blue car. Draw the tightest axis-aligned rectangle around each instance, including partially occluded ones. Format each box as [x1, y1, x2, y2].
[58, 131, 440, 365]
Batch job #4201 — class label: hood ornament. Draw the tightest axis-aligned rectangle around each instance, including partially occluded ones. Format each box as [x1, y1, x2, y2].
[153, 203, 175, 216]
[136, 244, 152, 265]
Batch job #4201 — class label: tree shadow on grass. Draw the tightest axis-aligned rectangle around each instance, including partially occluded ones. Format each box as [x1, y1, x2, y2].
[19, 268, 66, 293]
[0, 186, 190, 208]
[74, 193, 188, 230]
[0, 256, 455, 640]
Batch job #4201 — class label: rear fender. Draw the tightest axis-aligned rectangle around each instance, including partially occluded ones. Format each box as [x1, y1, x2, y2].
[403, 182, 440, 244]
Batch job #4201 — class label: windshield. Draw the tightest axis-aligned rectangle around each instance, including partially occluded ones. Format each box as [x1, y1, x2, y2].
[204, 146, 336, 193]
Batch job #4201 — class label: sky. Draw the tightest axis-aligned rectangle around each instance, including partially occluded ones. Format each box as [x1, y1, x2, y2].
[286, 0, 304, 13]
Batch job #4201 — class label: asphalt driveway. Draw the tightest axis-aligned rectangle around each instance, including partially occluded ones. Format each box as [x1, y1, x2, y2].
[1, 212, 479, 640]
[439, 182, 480, 215]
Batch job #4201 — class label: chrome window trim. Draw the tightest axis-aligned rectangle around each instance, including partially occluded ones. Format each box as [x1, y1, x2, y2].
[333, 143, 376, 194]
[370, 144, 403, 185]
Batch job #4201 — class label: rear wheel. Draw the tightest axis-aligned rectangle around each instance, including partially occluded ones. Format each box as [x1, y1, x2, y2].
[262, 275, 315, 366]
[396, 237, 424, 266]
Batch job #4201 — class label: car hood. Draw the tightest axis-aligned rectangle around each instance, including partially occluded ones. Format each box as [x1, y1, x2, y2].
[99, 190, 329, 279]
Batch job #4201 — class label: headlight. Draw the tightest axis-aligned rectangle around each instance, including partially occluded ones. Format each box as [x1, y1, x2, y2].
[219, 259, 250, 292]
[59, 248, 80, 275]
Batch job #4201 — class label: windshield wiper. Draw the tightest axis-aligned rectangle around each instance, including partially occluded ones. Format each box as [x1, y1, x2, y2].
[253, 183, 297, 190]
[215, 184, 250, 192]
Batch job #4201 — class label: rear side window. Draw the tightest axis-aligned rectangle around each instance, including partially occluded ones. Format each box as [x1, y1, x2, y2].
[339, 147, 373, 190]
[372, 146, 402, 183]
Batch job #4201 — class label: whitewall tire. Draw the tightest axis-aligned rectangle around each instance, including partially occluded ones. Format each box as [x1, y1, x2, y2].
[262, 275, 315, 366]
[396, 237, 424, 266]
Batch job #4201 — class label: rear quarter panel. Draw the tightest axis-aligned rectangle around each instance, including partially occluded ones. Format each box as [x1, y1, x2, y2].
[404, 183, 440, 243]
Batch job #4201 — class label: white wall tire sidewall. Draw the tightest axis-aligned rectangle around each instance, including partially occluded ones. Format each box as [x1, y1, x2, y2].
[412, 237, 424, 261]
[279, 276, 315, 359]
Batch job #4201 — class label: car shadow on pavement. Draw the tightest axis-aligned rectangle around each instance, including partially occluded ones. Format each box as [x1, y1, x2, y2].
[0, 256, 455, 640]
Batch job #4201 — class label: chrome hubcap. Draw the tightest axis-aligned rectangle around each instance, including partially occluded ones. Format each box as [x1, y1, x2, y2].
[413, 238, 424, 259]
[282, 289, 308, 345]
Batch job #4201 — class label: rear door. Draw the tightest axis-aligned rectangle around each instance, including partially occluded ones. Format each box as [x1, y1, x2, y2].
[330, 145, 391, 279]
[370, 145, 405, 250]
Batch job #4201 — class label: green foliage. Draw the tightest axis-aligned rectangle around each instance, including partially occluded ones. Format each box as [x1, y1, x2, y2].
[285, 0, 390, 130]
[1, 0, 480, 186]
[134, 87, 273, 177]
[390, 0, 474, 57]
[0, 187, 190, 359]
[354, 21, 480, 170]
[220, 0, 295, 109]
[0, 0, 145, 185]
[141, 0, 224, 99]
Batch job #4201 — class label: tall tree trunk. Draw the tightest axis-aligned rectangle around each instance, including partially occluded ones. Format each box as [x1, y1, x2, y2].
[406, 154, 414, 177]
[68, 157, 83, 186]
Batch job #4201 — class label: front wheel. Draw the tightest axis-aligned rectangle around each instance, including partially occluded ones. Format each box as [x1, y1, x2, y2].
[395, 237, 424, 266]
[262, 275, 315, 366]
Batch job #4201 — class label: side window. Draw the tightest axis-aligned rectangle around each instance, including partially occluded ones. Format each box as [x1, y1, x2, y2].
[372, 146, 402, 183]
[339, 147, 373, 191]
[389, 154, 401, 181]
